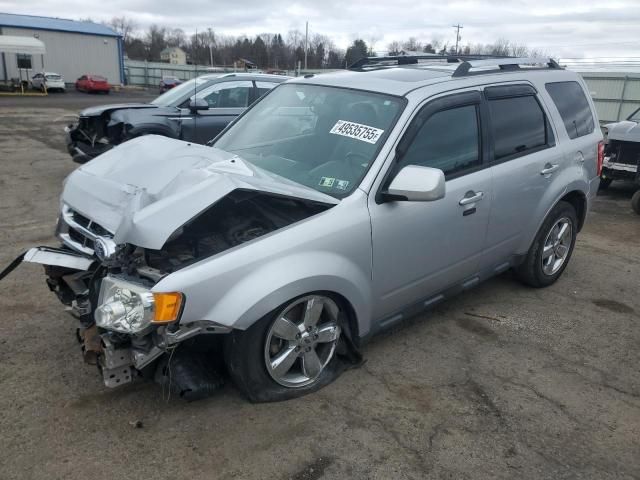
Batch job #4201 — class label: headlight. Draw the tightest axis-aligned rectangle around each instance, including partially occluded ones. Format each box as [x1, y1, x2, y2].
[95, 277, 183, 334]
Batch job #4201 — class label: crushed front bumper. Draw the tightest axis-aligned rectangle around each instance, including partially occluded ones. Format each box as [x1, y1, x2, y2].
[65, 125, 113, 164]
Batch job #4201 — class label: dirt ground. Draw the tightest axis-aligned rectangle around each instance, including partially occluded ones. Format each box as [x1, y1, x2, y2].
[0, 92, 639, 480]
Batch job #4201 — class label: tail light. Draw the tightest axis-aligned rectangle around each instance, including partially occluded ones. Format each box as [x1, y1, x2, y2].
[597, 141, 604, 176]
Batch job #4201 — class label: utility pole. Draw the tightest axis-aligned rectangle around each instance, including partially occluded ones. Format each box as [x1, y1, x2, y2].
[208, 28, 214, 67]
[452, 24, 463, 54]
[304, 21, 309, 71]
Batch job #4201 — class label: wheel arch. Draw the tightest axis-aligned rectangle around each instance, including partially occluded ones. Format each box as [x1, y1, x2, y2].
[161, 251, 373, 341]
[559, 190, 587, 232]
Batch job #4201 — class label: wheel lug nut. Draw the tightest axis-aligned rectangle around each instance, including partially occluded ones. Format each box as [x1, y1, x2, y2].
[313, 334, 318, 340]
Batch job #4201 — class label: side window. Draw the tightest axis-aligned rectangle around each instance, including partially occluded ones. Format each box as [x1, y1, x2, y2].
[488, 96, 550, 160]
[401, 105, 481, 177]
[16, 54, 32, 69]
[545, 81, 595, 139]
[197, 81, 253, 108]
[255, 81, 279, 99]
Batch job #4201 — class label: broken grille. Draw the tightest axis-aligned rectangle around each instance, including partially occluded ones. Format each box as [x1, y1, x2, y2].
[58, 205, 113, 256]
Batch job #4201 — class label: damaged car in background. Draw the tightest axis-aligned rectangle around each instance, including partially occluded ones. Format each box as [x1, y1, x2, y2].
[1, 57, 602, 402]
[601, 107, 640, 214]
[65, 72, 288, 163]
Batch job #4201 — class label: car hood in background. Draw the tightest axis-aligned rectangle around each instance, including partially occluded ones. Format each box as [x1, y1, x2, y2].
[605, 120, 640, 143]
[61, 135, 338, 249]
[80, 103, 158, 117]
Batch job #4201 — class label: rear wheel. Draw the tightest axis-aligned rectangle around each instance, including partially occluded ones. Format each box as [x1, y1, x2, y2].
[225, 294, 345, 402]
[631, 190, 640, 215]
[514, 201, 578, 288]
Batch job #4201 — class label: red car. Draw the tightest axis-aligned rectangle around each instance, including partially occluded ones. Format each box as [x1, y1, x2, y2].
[75, 75, 110, 94]
[159, 76, 181, 93]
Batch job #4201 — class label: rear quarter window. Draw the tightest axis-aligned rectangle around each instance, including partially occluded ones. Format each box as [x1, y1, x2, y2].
[545, 81, 595, 139]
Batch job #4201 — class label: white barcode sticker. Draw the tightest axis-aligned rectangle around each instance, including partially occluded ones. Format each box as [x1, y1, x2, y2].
[329, 120, 384, 144]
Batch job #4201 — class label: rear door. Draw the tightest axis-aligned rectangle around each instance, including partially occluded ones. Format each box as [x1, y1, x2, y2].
[481, 84, 562, 269]
[180, 80, 253, 144]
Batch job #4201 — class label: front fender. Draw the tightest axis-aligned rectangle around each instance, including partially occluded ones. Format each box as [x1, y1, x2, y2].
[126, 123, 179, 139]
[158, 251, 373, 337]
[212, 251, 372, 333]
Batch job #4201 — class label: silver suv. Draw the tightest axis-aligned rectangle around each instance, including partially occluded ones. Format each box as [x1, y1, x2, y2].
[8, 56, 602, 401]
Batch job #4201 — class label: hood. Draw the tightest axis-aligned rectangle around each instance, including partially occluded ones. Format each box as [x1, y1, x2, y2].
[605, 120, 640, 142]
[61, 135, 339, 250]
[80, 103, 158, 117]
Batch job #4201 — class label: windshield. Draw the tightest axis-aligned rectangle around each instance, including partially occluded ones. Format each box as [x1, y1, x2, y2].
[151, 77, 215, 107]
[214, 83, 404, 197]
[46, 74, 62, 80]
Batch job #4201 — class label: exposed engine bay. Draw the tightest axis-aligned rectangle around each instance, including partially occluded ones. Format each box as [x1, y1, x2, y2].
[145, 190, 330, 274]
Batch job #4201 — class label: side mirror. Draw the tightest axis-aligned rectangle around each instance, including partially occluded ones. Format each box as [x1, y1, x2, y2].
[384, 165, 445, 202]
[189, 98, 209, 113]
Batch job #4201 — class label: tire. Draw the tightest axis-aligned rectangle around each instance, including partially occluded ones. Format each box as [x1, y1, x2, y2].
[598, 178, 612, 190]
[224, 293, 347, 402]
[514, 201, 578, 288]
[632, 190, 640, 215]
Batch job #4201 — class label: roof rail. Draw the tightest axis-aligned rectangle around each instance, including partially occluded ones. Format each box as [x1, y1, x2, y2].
[348, 54, 512, 70]
[348, 55, 562, 76]
[452, 57, 562, 77]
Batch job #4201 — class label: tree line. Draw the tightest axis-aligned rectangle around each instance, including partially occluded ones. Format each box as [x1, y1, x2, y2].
[106, 17, 542, 70]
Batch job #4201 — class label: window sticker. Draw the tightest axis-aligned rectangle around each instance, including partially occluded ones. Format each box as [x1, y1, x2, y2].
[330, 120, 384, 144]
[335, 179, 350, 190]
[319, 177, 335, 187]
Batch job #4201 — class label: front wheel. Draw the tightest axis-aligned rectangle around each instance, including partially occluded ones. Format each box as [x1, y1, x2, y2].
[514, 201, 578, 288]
[225, 294, 346, 402]
[598, 177, 612, 190]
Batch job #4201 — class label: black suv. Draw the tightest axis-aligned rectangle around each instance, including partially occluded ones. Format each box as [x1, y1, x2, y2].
[65, 73, 289, 163]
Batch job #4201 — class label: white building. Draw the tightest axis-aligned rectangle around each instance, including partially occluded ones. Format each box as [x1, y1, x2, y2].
[0, 13, 124, 85]
[160, 47, 186, 65]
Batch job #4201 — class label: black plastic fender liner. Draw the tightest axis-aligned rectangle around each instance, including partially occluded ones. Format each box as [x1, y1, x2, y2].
[0, 251, 26, 282]
[154, 348, 225, 402]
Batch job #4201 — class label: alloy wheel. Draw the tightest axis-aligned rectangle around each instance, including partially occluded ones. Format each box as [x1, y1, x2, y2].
[264, 295, 341, 388]
[541, 217, 573, 276]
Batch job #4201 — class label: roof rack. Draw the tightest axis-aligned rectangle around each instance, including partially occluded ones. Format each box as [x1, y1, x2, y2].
[348, 55, 562, 76]
[452, 57, 562, 77]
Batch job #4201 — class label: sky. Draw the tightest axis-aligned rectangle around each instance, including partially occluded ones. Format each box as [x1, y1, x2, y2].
[2, 0, 640, 62]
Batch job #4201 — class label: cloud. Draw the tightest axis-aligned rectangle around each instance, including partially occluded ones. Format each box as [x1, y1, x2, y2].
[1, 0, 638, 57]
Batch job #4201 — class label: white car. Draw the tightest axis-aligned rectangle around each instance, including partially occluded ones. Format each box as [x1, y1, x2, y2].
[32, 72, 66, 92]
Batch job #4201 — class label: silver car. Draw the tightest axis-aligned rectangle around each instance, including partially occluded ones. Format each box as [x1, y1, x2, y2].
[7, 56, 603, 401]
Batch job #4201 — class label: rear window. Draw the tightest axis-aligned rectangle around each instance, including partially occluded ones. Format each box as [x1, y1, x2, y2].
[489, 96, 549, 160]
[545, 81, 595, 139]
[91, 76, 107, 82]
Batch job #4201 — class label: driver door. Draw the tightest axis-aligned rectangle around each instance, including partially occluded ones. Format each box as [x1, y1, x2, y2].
[369, 91, 492, 321]
[180, 80, 254, 144]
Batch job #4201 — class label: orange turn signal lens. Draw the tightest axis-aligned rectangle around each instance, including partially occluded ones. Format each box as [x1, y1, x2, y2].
[152, 292, 183, 323]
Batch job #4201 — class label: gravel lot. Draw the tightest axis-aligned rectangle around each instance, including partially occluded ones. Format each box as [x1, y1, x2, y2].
[0, 92, 639, 480]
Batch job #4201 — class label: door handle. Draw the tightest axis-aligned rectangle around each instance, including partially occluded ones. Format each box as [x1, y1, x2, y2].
[459, 191, 484, 206]
[540, 163, 559, 176]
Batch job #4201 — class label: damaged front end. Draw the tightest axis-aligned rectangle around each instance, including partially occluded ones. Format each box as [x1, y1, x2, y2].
[65, 104, 158, 163]
[2, 136, 339, 397]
